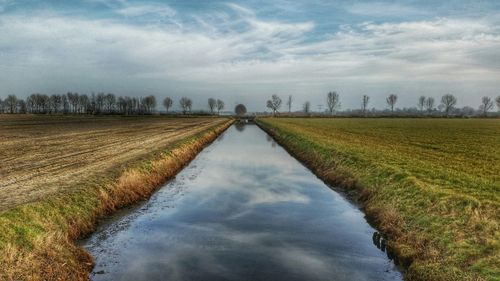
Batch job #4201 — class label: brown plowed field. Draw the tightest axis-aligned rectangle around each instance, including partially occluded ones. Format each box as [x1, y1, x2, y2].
[0, 115, 227, 211]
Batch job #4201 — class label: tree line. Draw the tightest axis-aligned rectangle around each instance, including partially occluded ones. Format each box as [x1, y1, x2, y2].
[0, 93, 226, 115]
[266, 93, 500, 117]
[2, 91, 499, 116]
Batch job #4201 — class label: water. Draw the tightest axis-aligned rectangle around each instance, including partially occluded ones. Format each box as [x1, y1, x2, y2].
[83, 124, 403, 281]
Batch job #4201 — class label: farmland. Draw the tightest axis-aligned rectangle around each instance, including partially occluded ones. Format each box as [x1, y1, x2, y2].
[0, 115, 232, 280]
[258, 118, 499, 281]
[0, 115, 228, 211]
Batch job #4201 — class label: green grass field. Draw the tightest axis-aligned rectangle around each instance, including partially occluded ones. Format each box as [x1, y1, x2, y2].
[258, 118, 499, 281]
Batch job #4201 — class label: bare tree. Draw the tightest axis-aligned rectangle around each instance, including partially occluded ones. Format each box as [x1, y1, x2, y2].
[386, 94, 397, 113]
[327, 91, 340, 114]
[479, 96, 494, 116]
[163, 97, 173, 113]
[104, 93, 116, 113]
[216, 99, 224, 115]
[62, 94, 69, 114]
[5, 95, 18, 114]
[131, 97, 141, 114]
[117, 96, 127, 114]
[362, 95, 370, 115]
[141, 95, 156, 114]
[49, 94, 62, 113]
[208, 98, 217, 114]
[266, 94, 282, 115]
[179, 97, 192, 114]
[78, 94, 89, 114]
[235, 104, 247, 116]
[496, 96, 500, 111]
[67, 92, 79, 113]
[441, 94, 457, 116]
[29, 93, 49, 114]
[286, 95, 293, 113]
[0, 98, 4, 113]
[89, 93, 97, 114]
[17, 99, 27, 114]
[40, 94, 50, 113]
[418, 96, 426, 112]
[303, 101, 311, 115]
[95, 92, 105, 113]
[425, 97, 435, 113]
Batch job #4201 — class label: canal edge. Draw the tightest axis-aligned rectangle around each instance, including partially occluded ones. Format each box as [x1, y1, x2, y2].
[0, 119, 234, 281]
[254, 118, 409, 278]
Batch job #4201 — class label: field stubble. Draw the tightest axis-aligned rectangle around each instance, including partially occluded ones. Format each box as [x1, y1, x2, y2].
[0, 115, 227, 211]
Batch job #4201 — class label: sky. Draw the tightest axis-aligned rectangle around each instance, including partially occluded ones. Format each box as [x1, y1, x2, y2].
[0, 0, 499, 112]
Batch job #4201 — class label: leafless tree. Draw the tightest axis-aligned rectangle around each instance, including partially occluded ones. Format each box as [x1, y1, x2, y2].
[0, 98, 4, 113]
[49, 94, 62, 113]
[89, 93, 96, 114]
[216, 99, 224, 115]
[425, 97, 435, 113]
[78, 94, 89, 114]
[5, 95, 17, 114]
[17, 99, 27, 114]
[362, 95, 370, 115]
[208, 98, 217, 114]
[266, 94, 282, 115]
[62, 94, 69, 114]
[179, 97, 192, 114]
[386, 94, 397, 113]
[41, 94, 50, 113]
[27, 93, 49, 113]
[117, 96, 129, 114]
[461, 106, 475, 116]
[104, 93, 116, 113]
[286, 95, 293, 113]
[495, 96, 500, 111]
[441, 94, 457, 116]
[141, 95, 156, 114]
[235, 104, 247, 116]
[418, 96, 426, 112]
[479, 96, 494, 116]
[67, 92, 79, 113]
[95, 92, 105, 113]
[303, 101, 311, 115]
[327, 91, 340, 114]
[163, 97, 173, 113]
[25, 95, 33, 113]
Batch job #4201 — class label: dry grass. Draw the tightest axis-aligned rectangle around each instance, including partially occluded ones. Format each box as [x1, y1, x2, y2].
[0, 115, 232, 280]
[258, 118, 499, 281]
[0, 115, 226, 211]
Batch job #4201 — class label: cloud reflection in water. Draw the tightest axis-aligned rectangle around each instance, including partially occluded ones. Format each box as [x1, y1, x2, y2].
[83, 124, 402, 281]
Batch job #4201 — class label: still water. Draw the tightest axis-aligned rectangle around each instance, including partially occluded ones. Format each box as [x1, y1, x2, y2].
[83, 124, 402, 281]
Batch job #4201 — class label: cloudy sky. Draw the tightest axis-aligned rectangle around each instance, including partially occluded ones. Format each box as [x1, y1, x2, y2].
[0, 0, 499, 111]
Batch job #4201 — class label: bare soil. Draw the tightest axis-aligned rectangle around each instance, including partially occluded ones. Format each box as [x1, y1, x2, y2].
[0, 115, 227, 211]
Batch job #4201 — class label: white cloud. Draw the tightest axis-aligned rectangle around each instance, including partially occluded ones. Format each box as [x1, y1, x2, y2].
[114, 2, 176, 18]
[0, 5, 499, 109]
[345, 2, 426, 17]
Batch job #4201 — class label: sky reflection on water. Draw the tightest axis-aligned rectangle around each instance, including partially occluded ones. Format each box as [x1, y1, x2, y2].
[84, 124, 402, 281]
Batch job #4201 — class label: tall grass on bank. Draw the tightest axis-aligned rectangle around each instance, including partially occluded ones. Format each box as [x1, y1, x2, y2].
[0, 120, 232, 281]
[258, 118, 499, 281]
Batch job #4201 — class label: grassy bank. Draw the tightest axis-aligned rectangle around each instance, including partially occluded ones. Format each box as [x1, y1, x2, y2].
[0, 117, 232, 280]
[257, 118, 499, 281]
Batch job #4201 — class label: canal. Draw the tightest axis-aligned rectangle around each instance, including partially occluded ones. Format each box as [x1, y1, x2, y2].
[83, 124, 402, 281]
